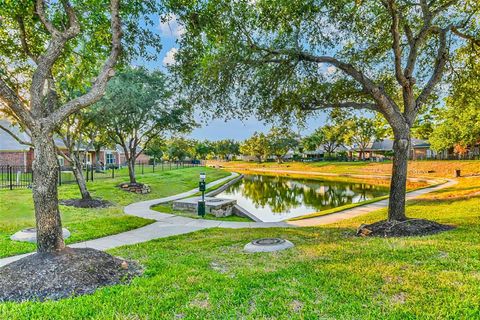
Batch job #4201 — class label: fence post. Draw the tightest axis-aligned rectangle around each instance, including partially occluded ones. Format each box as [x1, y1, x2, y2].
[153, 160, 155, 173]
[9, 165, 13, 190]
[142, 162, 144, 175]
[91, 165, 94, 182]
[58, 167, 62, 186]
[112, 166, 115, 179]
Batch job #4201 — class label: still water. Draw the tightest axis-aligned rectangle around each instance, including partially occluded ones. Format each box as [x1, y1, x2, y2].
[216, 174, 389, 222]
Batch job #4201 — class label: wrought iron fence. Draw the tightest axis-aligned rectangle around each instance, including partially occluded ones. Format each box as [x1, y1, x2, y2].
[0, 160, 204, 190]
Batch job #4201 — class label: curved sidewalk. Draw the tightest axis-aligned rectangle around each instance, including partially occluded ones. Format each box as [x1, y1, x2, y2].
[0, 172, 456, 268]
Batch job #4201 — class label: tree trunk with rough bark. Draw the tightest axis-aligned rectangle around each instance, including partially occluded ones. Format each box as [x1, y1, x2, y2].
[71, 156, 92, 200]
[387, 132, 410, 221]
[31, 131, 65, 253]
[127, 157, 137, 184]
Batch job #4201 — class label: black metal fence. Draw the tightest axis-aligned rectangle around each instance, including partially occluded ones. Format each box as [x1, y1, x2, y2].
[0, 160, 204, 190]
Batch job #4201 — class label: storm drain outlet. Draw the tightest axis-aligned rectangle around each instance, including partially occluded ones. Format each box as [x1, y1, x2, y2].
[244, 238, 294, 253]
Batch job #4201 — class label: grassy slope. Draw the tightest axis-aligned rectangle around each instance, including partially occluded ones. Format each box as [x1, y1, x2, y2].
[211, 159, 480, 178]
[0, 167, 229, 258]
[1, 162, 480, 318]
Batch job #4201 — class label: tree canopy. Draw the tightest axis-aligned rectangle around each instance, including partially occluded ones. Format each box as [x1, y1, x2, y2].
[92, 67, 195, 183]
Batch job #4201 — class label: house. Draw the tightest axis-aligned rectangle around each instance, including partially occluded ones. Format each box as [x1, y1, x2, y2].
[0, 119, 150, 169]
[303, 145, 350, 160]
[350, 138, 438, 161]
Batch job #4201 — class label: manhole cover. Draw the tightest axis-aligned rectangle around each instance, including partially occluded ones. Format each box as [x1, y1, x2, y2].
[251, 238, 286, 246]
[244, 238, 294, 253]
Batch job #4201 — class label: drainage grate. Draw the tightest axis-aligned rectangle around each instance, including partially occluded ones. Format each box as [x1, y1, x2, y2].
[244, 238, 294, 253]
[251, 238, 286, 246]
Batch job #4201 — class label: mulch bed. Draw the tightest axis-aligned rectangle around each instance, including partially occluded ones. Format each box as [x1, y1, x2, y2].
[356, 219, 455, 237]
[60, 198, 113, 208]
[0, 247, 142, 302]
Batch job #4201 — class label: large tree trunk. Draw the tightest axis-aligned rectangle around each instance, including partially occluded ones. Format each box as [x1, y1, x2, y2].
[72, 156, 92, 200]
[127, 157, 137, 184]
[387, 133, 410, 221]
[32, 131, 65, 253]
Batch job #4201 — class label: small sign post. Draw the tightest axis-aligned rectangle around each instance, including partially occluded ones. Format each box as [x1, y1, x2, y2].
[198, 172, 206, 217]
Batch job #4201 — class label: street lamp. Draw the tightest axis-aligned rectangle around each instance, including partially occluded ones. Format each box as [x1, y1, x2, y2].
[198, 172, 206, 217]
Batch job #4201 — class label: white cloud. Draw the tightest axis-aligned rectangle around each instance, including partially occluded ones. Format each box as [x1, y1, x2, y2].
[159, 14, 185, 38]
[326, 66, 337, 75]
[163, 47, 178, 66]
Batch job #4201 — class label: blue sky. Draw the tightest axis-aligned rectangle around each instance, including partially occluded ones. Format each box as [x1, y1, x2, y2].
[134, 15, 328, 141]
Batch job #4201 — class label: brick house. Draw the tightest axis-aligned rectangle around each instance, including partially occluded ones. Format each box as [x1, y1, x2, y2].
[0, 119, 150, 169]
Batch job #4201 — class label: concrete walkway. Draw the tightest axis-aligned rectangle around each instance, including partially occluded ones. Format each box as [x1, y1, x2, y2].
[0, 172, 456, 268]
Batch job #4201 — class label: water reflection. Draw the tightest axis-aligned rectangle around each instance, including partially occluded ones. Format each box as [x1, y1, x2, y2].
[217, 175, 388, 222]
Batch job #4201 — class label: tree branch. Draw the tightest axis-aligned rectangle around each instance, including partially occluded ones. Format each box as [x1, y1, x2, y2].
[50, 0, 122, 127]
[416, 27, 448, 110]
[300, 100, 379, 112]
[451, 27, 480, 47]
[0, 123, 33, 146]
[0, 78, 35, 128]
[387, 0, 409, 86]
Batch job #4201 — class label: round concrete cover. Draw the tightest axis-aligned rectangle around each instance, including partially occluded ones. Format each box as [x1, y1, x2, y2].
[244, 238, 294, 253]
[10, 228, 71, 243]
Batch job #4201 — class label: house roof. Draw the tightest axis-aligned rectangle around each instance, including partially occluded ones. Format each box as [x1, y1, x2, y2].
[353, 138, 431, 152]
[0, 119, 31, 151]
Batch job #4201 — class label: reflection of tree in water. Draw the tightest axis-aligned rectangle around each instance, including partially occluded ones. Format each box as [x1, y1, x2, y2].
[227, 175, 388, 213]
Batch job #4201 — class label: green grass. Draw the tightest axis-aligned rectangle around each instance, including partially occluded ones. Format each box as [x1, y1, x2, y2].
[288, 195, 390, 221]
[0, 167, 229, 258]
[1, 164, 480, 318]
[152, 203, 252, 222]
[1, 179, 479, 318]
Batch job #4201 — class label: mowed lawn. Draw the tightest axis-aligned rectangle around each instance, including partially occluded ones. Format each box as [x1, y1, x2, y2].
[0, 163, 479, 319]
[0, 167, 229, 258]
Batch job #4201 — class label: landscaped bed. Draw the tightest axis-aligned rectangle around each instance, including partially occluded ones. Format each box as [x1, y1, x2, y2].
[0, 167, 229, 258]
[0, 177, 478, 318]
[152, 202, 252, 222]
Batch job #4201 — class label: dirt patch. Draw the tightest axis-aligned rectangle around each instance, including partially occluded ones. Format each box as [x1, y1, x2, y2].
[0, 247, 142, 302]
[60, 198, 113, 208]
[356, 219, 454, 237]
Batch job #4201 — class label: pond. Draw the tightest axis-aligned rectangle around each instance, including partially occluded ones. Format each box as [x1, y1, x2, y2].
[216, 174, 389, 222]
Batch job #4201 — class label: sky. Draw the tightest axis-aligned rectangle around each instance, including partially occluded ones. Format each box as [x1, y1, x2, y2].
[133, 14, 329, 141]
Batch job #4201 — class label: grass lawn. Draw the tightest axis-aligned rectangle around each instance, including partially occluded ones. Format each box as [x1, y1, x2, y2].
[152, 202, 252, 222]
[211, 159, 480, 178]
[0, 167, 229, 258]
[1, 161, 479, 318]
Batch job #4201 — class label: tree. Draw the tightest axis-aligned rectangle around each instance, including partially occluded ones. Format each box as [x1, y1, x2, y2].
[345, 116, 383, 160]
[430, 50, 480, 156]
[0, 0, 161, 252]
[303, 122, 349, 158]
[266, 127, 299, 163]
[57, 112, 93, 200]
[213, 139, 240, 160]
[194, 140, 215, 160]
[168, 0, 479, 222]
[144, 136, 167, 163]
[165, 137, 195, 161]
[92, 67, 195, 184]
[240, 132, 270, 162]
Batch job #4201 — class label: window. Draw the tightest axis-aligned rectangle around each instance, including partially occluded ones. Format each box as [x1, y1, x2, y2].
[106, 153, 115, 165]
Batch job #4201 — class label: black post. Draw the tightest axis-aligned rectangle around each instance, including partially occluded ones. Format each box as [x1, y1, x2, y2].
[142, 162, 144, 175]
[86, 165, 89, 182]
[58, 167, 62, 186]
[153, 160, 155, 173]
[112, 166, 115, 179]
[91, 164, 94, 182]
[9, 165, 13, 190]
